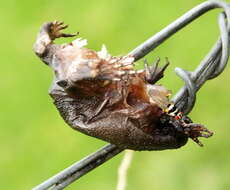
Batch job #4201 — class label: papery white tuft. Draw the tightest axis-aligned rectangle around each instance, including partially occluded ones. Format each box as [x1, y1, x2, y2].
[72, 38, 88, 48]
[98, 44, 111, 59]
[120, 56, 134, 64]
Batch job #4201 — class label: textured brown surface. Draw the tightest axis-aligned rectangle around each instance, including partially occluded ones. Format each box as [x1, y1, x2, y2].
[33, 21, 212, 150]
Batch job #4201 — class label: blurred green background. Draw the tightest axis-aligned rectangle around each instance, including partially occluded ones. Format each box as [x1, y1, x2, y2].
[1, 0, 230, 189]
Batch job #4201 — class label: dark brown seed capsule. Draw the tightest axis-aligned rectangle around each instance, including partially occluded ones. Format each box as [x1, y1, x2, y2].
[33, 21, 213, 150]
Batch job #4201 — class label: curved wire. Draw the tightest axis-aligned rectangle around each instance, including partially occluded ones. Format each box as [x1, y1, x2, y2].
[174, 68, 196, 114]
[209, 13, 229, 78]
[129, 0, 230, 61]
[173, 11, 230, 114]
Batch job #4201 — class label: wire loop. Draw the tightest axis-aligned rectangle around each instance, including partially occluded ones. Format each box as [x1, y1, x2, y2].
[173, 11, 230, 114]
[174, 68, 196, 114]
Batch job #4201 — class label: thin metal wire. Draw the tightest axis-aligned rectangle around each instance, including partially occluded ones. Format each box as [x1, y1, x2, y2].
[32, 1, 230, 189]
[172, 8, 230, 113]
[33, 144, 123, 190]
[129, 0, 230, 62]
[174, 68, 196, 114]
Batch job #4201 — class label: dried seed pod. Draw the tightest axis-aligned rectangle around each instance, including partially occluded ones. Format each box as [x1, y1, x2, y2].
[33, 21, 213, 150]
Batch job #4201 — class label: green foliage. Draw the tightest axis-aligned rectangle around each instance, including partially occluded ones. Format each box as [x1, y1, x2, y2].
[0, 0, 230, 189]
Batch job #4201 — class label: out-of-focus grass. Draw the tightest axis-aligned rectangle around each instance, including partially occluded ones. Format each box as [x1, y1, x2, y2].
[0, 0, 230, 190]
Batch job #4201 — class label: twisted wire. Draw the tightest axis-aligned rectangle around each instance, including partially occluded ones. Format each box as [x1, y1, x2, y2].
[32, 1, 230, 190]
[172, 10, 230, 114]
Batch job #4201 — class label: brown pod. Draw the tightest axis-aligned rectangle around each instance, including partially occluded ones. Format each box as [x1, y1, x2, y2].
[33, 21, 213, 150]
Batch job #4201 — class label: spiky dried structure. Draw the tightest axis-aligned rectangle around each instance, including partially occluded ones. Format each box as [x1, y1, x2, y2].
[33, 21, 212, 150]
